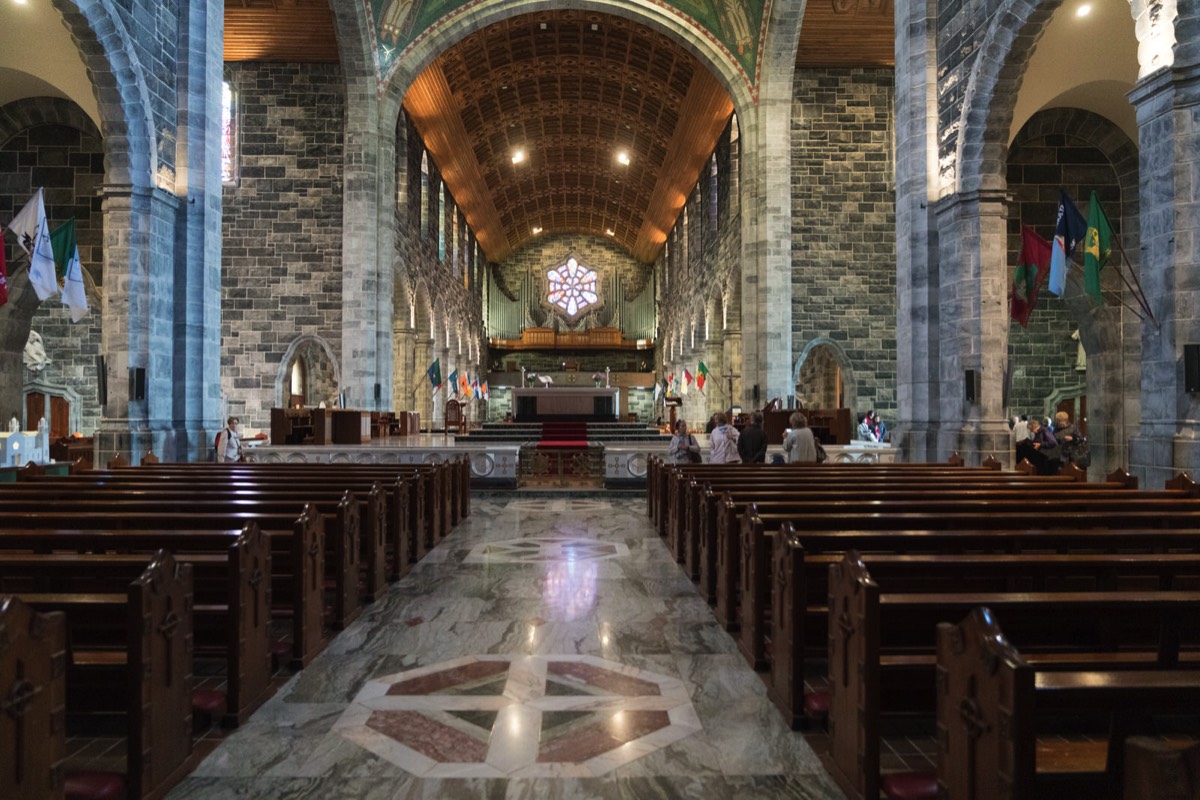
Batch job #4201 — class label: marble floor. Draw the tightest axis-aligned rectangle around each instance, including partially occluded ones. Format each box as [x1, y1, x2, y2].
[167, 495, 844, 799]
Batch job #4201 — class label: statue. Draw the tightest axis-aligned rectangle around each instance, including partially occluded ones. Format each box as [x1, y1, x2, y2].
[23, 330, 50, 373]
[8, 416, 19, 433]
[1071, 329, 1087, 372]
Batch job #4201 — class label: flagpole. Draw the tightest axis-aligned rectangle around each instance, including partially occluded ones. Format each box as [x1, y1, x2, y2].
[1068, 262, 1152, 323]
[1108, 235, 1157, 326]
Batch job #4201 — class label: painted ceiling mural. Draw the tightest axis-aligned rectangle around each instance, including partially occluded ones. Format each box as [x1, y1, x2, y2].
[369, 0, 770, 95]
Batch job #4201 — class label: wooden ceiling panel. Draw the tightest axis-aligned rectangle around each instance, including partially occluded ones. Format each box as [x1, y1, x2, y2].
[796, 0, 895, 68]
[224, 0, 339, 63]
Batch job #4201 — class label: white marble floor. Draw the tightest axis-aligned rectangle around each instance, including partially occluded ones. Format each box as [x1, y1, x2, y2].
[167, 495, 844, 799]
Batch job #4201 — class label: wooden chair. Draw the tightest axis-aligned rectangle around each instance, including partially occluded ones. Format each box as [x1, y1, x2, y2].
[445, 400, 466, 434]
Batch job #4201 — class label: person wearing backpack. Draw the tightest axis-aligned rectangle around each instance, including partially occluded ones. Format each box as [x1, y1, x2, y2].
[215, 416, 244, 463]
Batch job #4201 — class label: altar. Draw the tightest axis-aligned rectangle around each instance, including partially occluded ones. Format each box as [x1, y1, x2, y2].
[512, 386, 619, 421]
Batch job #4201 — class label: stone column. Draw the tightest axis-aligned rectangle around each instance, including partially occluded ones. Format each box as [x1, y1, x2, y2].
[723, 330, 743, 414]
[94, 183, 179, 467]
[393, 326, 416, 413]
[1127, 51, 1200, 485]
[169, 0, 224, 461]
[933, 189, 1011, 465]
[340, 74, 384, 412]
[893, 0, 941, 463]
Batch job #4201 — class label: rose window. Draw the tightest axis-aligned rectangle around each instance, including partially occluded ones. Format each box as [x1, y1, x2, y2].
[546, 257, 598, 317]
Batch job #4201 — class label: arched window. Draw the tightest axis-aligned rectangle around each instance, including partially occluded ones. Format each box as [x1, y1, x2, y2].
[709, 153, 719, 234]
[729, 114, 740, 216]
[451, 205, 460, 276]
[420, 152, 430, 240]
[221, 79, 237, 185]
[438, 188, 446, 261]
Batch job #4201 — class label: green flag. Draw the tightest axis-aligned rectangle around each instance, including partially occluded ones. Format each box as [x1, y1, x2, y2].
[1083, 191, 1114, 304]
[49, 218, 89, 322]
[697, 361, 710, 391]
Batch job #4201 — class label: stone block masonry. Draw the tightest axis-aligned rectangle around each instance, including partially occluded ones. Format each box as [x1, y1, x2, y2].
[222, 63, 345, 430]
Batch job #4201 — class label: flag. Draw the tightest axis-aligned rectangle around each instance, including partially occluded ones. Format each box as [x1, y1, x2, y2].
[447, 368, 459, 398]
[697, 361, 709, 391]
[0, 236, 7, 308]
[682, 368, 693, 395]
[1083, 191, 1114, 304]
[481, 380, 489, 401]
[1047, 190, 1087, 297]
[666, 373, 675, 398]
[458, 371, 470, 399]
[9, 188, 59, 300]
[1010, 225, 1052, 328]
[426, 359, 442, 391]
[653, 380, 662, 404]
[471, 375, 481, 400]
[50, 219, 88, 322]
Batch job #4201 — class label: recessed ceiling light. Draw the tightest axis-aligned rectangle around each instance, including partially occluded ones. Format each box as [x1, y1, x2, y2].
[1076, 3, 1092, 15]
[605, 228, 615, 236]
[13, 0, 28, 5]
[591, 24, 599, 31]
[511, 149, 526, 164]
[532, 226, 542, 235]
[616, 150, 630, 166]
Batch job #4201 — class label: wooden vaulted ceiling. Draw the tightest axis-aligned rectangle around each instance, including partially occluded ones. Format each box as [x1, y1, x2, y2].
[405, 11, 733, 263]
[223, 1, 896, 262]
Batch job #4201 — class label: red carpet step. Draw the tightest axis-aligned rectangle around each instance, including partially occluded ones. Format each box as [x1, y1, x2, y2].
[538, 422, 590, 449]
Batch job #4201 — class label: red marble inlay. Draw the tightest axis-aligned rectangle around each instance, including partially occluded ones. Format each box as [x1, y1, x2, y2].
[547, 661, 661, 696]
[366, 710, 489, 763]
[386, 659, 509, 695]
[405, 616, 424, 627]
[537, 710, 671, 762]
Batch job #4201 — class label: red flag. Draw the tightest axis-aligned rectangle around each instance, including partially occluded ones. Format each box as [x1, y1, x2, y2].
[1011, 225, 1052, 328]
[0, 235, 7, 307]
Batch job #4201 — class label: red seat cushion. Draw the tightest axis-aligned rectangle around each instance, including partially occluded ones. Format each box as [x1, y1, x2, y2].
[65, 770, 126, 800]
[804, 690, 831, 717]
[192, 689, 227, 715]
[881, 770, 938, 800]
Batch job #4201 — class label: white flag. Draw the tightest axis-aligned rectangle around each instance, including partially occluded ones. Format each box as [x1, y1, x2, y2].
[9, 189, 59, 300]
[51, 219, 88, 322]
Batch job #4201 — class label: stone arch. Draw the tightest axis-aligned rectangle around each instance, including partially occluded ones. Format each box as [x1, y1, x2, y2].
[275, 335, 342, 409]
[382, 1, 758, 127]
[706, 291, 724, 342]
[50, 0, 157, 189]
[1007, 107, 1141, 473]
[793, 337, 857, 412]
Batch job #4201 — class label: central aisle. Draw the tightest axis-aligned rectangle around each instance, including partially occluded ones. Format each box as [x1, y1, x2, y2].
[169, 495, 843, 799]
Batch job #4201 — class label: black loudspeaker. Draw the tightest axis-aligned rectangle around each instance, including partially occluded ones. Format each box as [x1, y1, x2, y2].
[753, 384, 760, 404]
[374, 382, 382, 402]
[129, 367, 145, 401]
[1186, 345, 1200, 393]
[96, 354, 107, 408]
[965, 369, 979, 404]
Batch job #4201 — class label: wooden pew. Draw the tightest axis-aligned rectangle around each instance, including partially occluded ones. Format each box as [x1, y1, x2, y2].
[826, 553, 1200, 800]
[0, 493, 362, 631]
[766, 522, 1200, 729]
[0, 506, 326, 671]
[0, 523, 272, 727]
[1, 595, 67, 800]
[13, 551, 196, 800]
[937, 607, 1200, 800]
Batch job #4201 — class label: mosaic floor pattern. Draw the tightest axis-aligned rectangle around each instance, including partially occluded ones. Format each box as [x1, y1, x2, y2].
[334, 654, 700, 777]
[167, 495, 842, 799]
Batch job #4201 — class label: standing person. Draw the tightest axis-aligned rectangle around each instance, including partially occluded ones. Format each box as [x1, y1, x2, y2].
[869, 411, 888, 443]
[737, 411, 768, 464]
[708, 412, 741, 464]
[782, 411, 818, 463]
[667, 419, 702, 464]
[215, 416, 244, 463]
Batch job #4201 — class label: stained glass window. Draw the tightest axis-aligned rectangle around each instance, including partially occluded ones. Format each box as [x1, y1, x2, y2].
[547, 257, 598, 317]
[221, 81, 236, 184]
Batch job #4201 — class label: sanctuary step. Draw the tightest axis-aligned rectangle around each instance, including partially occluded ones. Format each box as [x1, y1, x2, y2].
[460, 422, 670, 444]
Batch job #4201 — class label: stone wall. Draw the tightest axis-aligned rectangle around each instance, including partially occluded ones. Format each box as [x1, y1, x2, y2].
[221, 62, 345, 430]
[790, 68, 896, 418]
[0, 113, 106, 433]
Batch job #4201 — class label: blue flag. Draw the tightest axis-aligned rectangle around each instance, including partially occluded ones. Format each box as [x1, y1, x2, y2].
[1047, 190, 1087, 297]
[426, 359, 441, 391]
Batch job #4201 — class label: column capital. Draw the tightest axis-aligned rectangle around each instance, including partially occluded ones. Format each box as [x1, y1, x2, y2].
[933, 189, 1011, 221]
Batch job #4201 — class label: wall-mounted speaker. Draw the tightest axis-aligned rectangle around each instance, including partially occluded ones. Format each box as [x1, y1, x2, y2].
[1185, 345, 1200, 393]
[374, 382, 382, 402]
[752, 384, 760, 404]
[96, 354, 107, 408]
[965, 369, 979, 404]
[128, 367, 145, 402]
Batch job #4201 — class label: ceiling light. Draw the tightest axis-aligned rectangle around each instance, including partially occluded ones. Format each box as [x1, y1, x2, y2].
[532, 226, 542, 235]
[605, 228, 615, 236]
[13, 0, 28, 4]
[616, 150, 631, 166]
[511, 149, 526, 164]
[1076, 3, 1091, 15]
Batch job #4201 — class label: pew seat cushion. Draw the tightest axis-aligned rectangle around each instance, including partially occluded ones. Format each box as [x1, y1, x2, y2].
[803, 690, 830, 717]
[65, 770, 126, 800]
[192, 688, 227, 715]
[881, 770, 938, 800]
